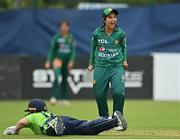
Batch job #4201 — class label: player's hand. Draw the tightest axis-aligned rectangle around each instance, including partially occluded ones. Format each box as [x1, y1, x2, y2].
[68, 61, 74, 70]
[88, 65, 93, 72]
[123, 61, 128, 69]
[45, 62, 51, 69]
[53, 59, 62, 68]
[3, 126, 17, 135]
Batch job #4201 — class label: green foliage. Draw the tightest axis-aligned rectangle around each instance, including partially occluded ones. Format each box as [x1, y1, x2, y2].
[0, 0, 13, 10]
[107, 0, 180, 5]
[0, 0, 180, 10]
[0, 0, 8, 8]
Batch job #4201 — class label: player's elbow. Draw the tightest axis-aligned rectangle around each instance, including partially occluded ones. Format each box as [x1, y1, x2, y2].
[17, 118, 28, 127]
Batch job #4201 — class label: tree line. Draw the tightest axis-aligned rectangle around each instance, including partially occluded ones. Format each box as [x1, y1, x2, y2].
[0, 0, 179, 10]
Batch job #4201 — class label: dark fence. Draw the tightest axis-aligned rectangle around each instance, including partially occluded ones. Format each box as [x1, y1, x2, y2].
[0, 55, 152, 100]
[0, 56, 23, 99]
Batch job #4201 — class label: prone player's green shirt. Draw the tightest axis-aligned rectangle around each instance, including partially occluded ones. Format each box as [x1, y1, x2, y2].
[89, 26, 127, 66]
[25, 112, 51, 135]
[46, 33, 76, 63]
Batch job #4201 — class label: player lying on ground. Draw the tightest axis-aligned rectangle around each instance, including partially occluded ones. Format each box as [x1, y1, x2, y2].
[3, 99, 127, 136]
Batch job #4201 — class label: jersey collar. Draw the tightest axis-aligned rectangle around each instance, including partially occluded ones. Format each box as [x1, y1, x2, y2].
[100, 25, 118, 34]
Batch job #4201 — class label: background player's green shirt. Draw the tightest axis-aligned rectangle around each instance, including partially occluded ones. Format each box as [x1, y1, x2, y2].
[89, 26, 127, 66]
[25, 112, 51, 135]
[46, 33, 76, 63]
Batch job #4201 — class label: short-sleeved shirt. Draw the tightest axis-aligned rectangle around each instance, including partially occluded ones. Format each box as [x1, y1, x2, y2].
[25, 112, 52, 135]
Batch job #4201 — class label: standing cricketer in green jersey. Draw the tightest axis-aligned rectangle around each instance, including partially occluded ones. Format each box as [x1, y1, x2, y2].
[88, 8, 128, 122]
[45, 20, 76, 105]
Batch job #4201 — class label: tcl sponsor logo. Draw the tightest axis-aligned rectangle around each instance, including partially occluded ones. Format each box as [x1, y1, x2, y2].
[98, 39, 108, 44]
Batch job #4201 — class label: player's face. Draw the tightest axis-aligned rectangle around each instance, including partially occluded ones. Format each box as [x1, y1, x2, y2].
[60, 22, 69, 34]
[104, 12, 117, 30]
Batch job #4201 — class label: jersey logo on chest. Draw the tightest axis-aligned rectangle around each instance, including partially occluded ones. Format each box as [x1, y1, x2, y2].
[98, 39, 108, 44]
[114, 39, 119, 45]
[99, 46, 105, 52]
[57, 38, 65, 43]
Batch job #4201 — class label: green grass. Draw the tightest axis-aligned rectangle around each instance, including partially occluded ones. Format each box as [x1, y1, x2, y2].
[0, 100, 180, 139]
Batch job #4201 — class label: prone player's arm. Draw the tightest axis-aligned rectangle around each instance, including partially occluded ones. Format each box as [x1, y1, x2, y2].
[15, 117, 28, 134]
[88, 33, 96, 71]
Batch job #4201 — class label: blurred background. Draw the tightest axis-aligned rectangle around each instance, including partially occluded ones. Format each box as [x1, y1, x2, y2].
[0, 0, 180, 101]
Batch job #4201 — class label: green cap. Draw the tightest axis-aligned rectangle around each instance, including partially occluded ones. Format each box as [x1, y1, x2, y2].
[103, 8, 119, 17]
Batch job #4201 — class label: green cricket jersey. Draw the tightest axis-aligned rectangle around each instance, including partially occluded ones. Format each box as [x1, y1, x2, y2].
[89, 26, 127, 66]
[46, 33, 76, 63]
[25, 112, 52, 135]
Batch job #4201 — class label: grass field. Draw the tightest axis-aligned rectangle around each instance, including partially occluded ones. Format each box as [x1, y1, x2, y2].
[0, 100, 180, 139]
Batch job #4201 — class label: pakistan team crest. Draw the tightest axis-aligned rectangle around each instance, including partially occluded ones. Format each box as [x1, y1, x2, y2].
[114, 39, 119, 45]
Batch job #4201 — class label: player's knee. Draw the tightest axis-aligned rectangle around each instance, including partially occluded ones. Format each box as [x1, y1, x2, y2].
[112, 90, 125, 97]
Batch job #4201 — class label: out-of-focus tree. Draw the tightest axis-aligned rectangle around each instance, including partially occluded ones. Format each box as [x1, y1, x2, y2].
[106, 0, 180, 5]
[0, 0, 180, 10]
[0, 0, 8, 8]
